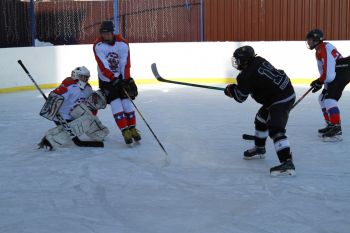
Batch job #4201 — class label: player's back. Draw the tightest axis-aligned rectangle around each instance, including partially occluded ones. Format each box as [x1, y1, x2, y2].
[238, 56, 295, 107]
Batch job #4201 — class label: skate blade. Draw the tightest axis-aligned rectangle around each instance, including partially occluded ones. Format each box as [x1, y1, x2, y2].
[322, 135, 343, 142]
[244, 154, 266, 160]
[270, 169, 296, 177]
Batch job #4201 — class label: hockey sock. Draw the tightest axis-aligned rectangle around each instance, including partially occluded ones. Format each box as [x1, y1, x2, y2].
[321, 108, 330, 123]
[324, 99, 340, 125]
[274, 135, 292, 163]
[113, 112, 128, 131]
[255, 130, 268, 147]
[125, 111, 136, 127]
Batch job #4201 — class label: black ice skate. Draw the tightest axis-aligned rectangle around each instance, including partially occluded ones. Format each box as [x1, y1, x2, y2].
[318, 123, 332, 136]
[322, 124, 342, 142]
[244, 146, 266, 160]
[270, 160, 296, 177]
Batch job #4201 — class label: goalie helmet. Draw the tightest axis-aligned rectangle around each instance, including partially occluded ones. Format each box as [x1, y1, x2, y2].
[71, 66, 90, 89]
[306, 29, 324, 50]
[231, 46, 256, 71]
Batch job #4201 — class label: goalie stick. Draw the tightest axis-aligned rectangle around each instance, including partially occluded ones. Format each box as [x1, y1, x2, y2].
[17, 60, 104, 148]
[151, 63, 225, 91]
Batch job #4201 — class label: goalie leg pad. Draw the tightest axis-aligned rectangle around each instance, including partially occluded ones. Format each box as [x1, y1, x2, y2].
[45, 115, 95, 148]
[85, 117, 109, 141]
[45, 125, 72, 148]
[44, 103, 109, 147]
[70, 103, 109, 141]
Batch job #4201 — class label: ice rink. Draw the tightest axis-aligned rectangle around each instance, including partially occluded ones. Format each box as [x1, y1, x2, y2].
[1, 85, 350, 233]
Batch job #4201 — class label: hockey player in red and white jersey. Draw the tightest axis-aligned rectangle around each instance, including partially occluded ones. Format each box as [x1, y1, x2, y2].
[306, 29, 350, 141]
[93, 20, 140, 145]
[38, 66, 109, 150]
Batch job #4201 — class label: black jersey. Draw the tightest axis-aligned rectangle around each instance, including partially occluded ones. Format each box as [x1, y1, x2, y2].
[234, 56, 295, 107]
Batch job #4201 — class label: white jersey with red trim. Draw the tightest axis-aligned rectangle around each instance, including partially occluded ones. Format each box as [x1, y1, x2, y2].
[93, 35, 131, 82]
[53, 78, 93, 120]
[316, 42, 343, 84]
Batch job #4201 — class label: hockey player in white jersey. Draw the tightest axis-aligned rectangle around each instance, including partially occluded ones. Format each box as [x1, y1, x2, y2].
[93, 20, 140, 145]
[306, 29, 350, 141]
[38, 66, 109, 150]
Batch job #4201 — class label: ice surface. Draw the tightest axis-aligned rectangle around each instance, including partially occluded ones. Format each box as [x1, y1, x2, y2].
[0, 85, 350, 233]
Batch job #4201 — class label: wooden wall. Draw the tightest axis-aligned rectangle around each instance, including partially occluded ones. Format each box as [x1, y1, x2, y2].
[204, 0, 350, 41]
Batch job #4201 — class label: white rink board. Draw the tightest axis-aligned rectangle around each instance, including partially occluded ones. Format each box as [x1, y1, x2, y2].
[1, 41, 350, 89]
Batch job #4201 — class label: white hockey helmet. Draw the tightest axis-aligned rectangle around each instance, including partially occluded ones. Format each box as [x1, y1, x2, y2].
[71, 66, 90, 89]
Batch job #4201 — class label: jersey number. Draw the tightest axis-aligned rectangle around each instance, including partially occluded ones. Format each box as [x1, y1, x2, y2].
[258, 62, 289, 90]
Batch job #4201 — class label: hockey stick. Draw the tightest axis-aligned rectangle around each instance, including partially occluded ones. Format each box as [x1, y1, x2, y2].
[17, 60, 104, 148]
[290, 86, 313, 110]
[123, 89, 169, 159]
[151, 63, 225, 91]
[242, 87, 314, 141]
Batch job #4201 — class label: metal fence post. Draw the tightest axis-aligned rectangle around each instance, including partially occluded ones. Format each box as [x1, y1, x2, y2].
[29, 0, 36, 46]
[200, 0, 204, 41]
[114, 0, 119, 34]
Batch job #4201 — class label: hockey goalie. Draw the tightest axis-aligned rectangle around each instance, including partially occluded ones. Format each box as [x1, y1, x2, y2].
[38, 66, 109, 150]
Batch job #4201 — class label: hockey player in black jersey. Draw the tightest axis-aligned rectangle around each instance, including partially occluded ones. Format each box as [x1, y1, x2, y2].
[224, 46, 296, 176]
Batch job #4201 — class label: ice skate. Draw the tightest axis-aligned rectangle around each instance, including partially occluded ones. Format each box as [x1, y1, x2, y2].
[322, 124, 342, 142]
[270, 160, 296, 176]
[129, 126, 141, 142]
[318, 123, 332, 137]
[244, 146, 266, 160]
[122, 128, 133, 144]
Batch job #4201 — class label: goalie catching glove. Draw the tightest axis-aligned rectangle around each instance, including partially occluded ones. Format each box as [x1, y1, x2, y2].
[86, 89, 107, 111]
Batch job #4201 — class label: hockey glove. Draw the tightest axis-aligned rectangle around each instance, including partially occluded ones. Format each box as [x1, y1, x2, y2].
[310, 78, 323, 93]
[224, 84, 237, 98]
[111, 74, 123, 88]
[122, 77, 138, 100]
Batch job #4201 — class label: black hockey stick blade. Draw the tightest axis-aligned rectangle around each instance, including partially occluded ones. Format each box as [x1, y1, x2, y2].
[151, 63, 225, 91]
[242, 134, 256, 140]
[72, 137, 104, 147]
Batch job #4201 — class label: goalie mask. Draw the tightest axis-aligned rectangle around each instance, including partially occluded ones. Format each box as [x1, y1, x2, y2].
[71, 66, 90, 89]
[86, 90, 107, 111]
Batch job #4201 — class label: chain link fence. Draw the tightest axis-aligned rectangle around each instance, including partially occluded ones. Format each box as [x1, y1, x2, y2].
[0, 0, 202, 48]
[0, 0, 31, 48]
[118, 0, 201, 42]
[35, 0, 114, 45]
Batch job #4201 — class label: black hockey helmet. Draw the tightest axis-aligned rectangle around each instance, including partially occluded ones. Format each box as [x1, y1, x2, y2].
[232, 46, 256, 70]
[100, 20, 114, 33]
[306, 28, 324, 50]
